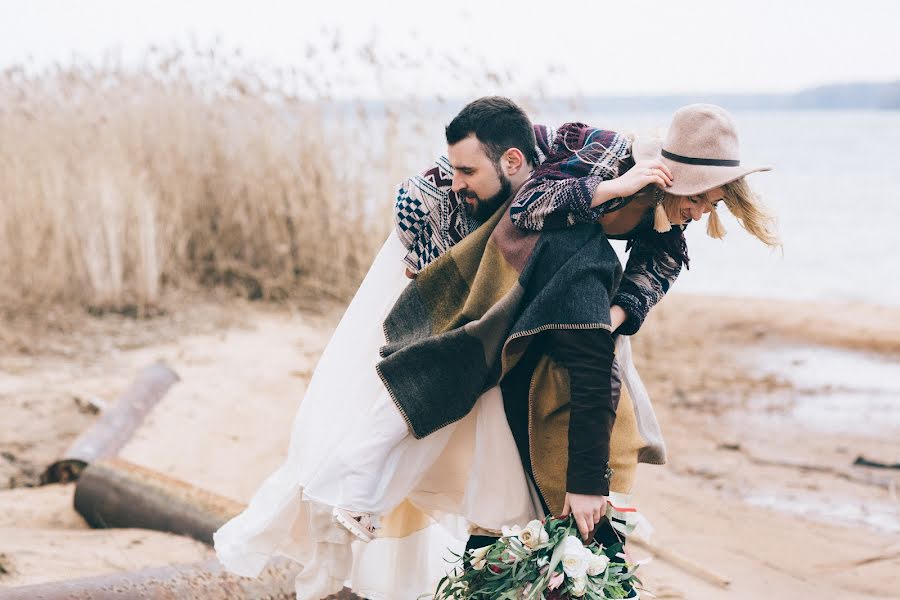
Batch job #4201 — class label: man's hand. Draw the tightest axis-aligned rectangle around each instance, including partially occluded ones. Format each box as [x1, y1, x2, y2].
[559, 492, 608, 542]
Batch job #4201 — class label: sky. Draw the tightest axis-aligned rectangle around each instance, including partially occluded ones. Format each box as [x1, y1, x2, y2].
[2, 0, 899, 98]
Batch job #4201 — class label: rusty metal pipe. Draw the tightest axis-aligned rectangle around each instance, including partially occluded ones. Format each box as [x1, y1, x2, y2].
[0, 557, 360, 599]
[73, 457, 245, 545]
[43, 362, 179, 484]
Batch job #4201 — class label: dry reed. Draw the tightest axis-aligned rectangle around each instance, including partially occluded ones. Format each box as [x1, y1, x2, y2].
[0, 47, 399, 315]
[0, 41, 565, 317]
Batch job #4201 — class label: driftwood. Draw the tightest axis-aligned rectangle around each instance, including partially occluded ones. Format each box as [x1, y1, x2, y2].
[2, 364, 367, 598]
[815, 542, 900, 570]
[42, 363, 179, 483]
[0, 458, 363, 599]
[854, 455, 900, 470]
[749, 455, 895, 490]
[0, 557, 356, 600]
[630, 535, 731, 589]
[73, 457, 244, 545]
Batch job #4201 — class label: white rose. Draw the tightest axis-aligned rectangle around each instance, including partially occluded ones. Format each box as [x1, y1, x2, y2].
[587, 551, 610, 576]
[561, 535, 589, 579]
[518, 519, 549, 549]
[469, 545, 490, 570]
[569, 574, 587, 597]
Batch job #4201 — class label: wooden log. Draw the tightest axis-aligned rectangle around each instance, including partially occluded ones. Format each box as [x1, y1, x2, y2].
[0, 557, 361, 599]
[73, 457, 244, 546]
[630, 535, 732, 589]
[42, 362, 179, 484]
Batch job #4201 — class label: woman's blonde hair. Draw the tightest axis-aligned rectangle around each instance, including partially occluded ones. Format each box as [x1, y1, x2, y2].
[659, 178, 781, 248]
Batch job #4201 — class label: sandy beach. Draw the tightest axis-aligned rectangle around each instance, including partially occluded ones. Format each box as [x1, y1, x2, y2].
[1, 292, 898, 598]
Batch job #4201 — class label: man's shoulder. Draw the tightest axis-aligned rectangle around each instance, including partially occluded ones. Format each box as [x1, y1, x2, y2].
[399, 156, 454, 209]
[408, 155, 453, 191]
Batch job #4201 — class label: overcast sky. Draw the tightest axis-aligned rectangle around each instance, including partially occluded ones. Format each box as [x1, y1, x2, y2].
[3, 0, 899, 97]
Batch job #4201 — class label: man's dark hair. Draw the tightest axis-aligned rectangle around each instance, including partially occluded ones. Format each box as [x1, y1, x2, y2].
[445, 96, 538, 166]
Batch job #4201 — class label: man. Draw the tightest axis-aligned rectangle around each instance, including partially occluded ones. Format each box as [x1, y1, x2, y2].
[395, 96, 543, 279]
[390, 96, 676, 551]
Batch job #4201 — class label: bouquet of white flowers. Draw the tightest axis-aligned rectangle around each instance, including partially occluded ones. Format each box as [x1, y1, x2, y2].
[433, 515, 639, 599]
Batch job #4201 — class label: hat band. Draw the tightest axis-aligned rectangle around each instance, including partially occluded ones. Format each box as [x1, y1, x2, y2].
[662, 148, 740, 167]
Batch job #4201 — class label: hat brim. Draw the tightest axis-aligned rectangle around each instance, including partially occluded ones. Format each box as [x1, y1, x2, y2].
[632, 136, 771, 197]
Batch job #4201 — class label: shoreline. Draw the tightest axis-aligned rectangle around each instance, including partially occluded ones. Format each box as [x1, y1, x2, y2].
[1, 292, 898, 597]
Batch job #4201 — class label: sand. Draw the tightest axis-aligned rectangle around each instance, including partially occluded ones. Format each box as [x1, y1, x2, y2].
[0, 293, 898, 598]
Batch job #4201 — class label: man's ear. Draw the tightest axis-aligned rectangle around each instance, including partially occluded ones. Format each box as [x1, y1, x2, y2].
[503, 148, 527, 176]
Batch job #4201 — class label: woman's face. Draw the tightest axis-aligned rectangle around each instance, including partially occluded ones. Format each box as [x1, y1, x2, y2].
[672, 186, 725, 224]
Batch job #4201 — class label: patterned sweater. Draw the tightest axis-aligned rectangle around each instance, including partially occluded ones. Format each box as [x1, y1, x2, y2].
[394, 123, 688, 335]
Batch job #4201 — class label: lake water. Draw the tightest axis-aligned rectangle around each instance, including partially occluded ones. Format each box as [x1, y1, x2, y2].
[744, 344, 900, 435]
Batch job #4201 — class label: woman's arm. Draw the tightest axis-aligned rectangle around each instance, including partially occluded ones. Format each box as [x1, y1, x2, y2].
[510, 123, 672, 231]
[610, 305, 627, 332]
[613, 233, 686, 335]
[510, 123, 632, 231]
[547, 328, 617, 541]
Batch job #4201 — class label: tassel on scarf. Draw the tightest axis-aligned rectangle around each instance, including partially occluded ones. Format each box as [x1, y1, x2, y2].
[707, 208, 726, 239]
[653, 200, 672, 233]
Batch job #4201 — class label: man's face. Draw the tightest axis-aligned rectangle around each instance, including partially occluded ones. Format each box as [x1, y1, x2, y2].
[447, 134, 512, 221]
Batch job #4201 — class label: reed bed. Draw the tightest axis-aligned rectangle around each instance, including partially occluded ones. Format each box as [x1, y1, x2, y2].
[0, 47, 402, 315]
[0, 43, 563, 317]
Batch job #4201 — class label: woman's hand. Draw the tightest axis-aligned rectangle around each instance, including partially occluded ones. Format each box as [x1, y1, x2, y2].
[610, 305, 627, 333]
[559, 492, 608, 542]
[591, 159, 673, 207]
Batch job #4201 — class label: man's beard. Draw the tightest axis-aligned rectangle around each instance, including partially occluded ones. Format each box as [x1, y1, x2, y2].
[461, 172, 512, 221]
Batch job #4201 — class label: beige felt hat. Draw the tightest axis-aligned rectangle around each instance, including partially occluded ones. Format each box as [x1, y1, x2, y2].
[632, 104, 771, 197]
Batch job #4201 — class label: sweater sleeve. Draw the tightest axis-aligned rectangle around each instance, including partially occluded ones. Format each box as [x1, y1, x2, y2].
[545, 328, 618, 497]
[510, 123, 634, 232]
[394, 156, 454, 273]
[612, 227, 687, 335]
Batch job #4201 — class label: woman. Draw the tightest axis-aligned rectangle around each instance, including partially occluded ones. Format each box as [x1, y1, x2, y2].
[214, 104, 779, 600]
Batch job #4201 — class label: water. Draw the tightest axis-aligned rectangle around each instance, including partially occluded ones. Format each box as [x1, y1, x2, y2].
[743, 490, 900, 535]
[534, 110, 900, 307]
[744, 344, 900, 435]
[365, 108, 900, 306]
[736, 344, 900, 534]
